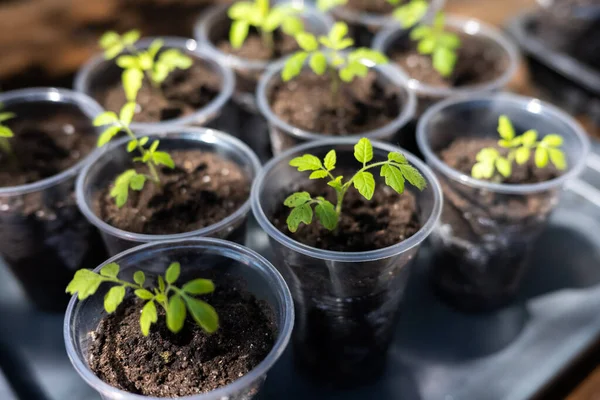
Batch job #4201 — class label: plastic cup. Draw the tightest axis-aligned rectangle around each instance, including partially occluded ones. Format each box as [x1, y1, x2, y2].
[256, 58, 416, 155]
[76, 128, 261, 256]
[64, 238, 294, 400]
[417, 92, 591, 312]
[251, 138, 442, 386]
[74, 37, 235, 133]
[0, 88, 107, 312]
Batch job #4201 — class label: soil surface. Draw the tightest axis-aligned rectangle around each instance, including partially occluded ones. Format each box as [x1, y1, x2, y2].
[269, 71, 401, 134]
[94, 56, 221, 124]
[217, 28, 299, 62]
[95, 150, 250, 235]
[271, 176, 420, 252]
[390, 33, 509, 89]
[345, 0, 396, 14]
[89, 274, 276, 397]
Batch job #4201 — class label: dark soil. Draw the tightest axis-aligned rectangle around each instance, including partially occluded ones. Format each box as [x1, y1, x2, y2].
[269, 71, 401, 135]
[0, 101, 107, 312]
[390, 32, 509, 89]
[431, 137, 561, 312]
[89, 274, 276, 397]
[94, 150, 250, 235]
[94, 56, 221, 124]
[217, 29, 298, 62]
[345, 0, 395, 14]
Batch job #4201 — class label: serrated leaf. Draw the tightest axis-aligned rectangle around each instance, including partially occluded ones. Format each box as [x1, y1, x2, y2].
[135, 289, 154, 300]
[354, 138, 373, 164]
[315, 200, 338, 231]
[230, 20, 250, 49]
[93, 111, 118, 127]
[296, 32, 318, 52]
[152, 151, 175, 168]
[339, 61, 368, 82]
[548, 148, 567, 170]
[329, 22, 348, 44]
[432, 47, 457, 77]
[324, 150, 336, 171]
[393, 0, 428, 28]
[498, 115, 515, 141]
[282, 51, 308, 81]
[289, 154, 322, 171]
[167, 295, 186, 333]
[182, 279, 215, 295]
[165, 262, 181, 284]
[381, 164, 405, 194]
[97, 126, 121, 148]
[110, 169, 136, 207]
[541, 134, 564, 147]
[353, 171, 375, 200]
[535, 146, 549, 168]
[400, 165, 427, 190]
[514, 147, 530, 165]
[310, 170, 329, 179]
[140, 300, 157, 336]
[388, 152, 407, 164]
[185, 297, 219, 333]
[284, 192, 312, 207]
[122, 68, 144, 102]
[471, 161, 494, 179]
[100, 262, 120, 278]
[287, 203, 313, 233]
[104, 286, 126, 313]
[495, 157, 512, 178]
[521, 130, 538, 147]
[282, 16, 304, 36]
[328, 176, 344, 190]
[120, 102, 137, 125]
[129, 173, 146, 191]
[133, 271, 145, 286]
[127, 139, 138, 152]
[309, 51, 327, 75]
[66, 269, 104, 300]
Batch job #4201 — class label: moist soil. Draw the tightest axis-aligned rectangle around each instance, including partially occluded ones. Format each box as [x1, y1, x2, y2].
[432, 137, 561, 312]
[94, 150, 250, 235]
[345, 0, 395, 14]
[0, 101, 107, 311]
[89, 274, 276, 397]
[269, 71, 401, 135]
[390, 33, 509, 89]
[94, 57, 221, 124]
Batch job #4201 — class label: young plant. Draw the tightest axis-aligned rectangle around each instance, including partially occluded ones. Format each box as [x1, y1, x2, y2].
[66, 261, 218, 336]
[93, 99, 175, 207]
[285, 138, 427, 232]
[99, 30, 193, 101]
[0, 110, 15, 155]
[282, 22, 388, 99]
[409, 12, 461, 77]
[317, 0, 428, 29]
[471, 115, 567, 180]
[228, 0, 304, 50]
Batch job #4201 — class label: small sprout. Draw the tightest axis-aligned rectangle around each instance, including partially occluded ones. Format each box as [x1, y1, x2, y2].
[409, 12, 461, 77]
[392, 0, 429, 29]
[228, 0, 304, 51]
[99, 30, 193, 101]
[66, 261, 219, 336]
[471, 115, 567, 180]
[285, 138, 426, 232]
[0, 110, 16, 155]
[93, 97, 175, 207]
[283, 22, 388, 100]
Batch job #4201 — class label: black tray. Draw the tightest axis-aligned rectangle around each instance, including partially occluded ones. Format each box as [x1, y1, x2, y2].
[1, 144, 600, 400]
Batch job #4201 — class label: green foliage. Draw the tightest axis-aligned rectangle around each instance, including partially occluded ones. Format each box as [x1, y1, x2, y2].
[471, 115, 568, 180]
[285, 138, 427, 232]
[409, 12, 461, 77]
[316, 0, 347, 11]
[0, 111, 15, 155]
[66, 261, 219, 337]
[392, 0, 429, 28]
[99, 30, 193, 101]
[228, 0, 304, 49]
[93, 101, 175, 207]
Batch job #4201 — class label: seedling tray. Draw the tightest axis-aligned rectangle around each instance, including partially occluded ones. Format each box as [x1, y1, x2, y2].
[1, 143, 600, 400]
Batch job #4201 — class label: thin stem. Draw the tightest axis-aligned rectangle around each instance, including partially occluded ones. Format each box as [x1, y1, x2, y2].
[329, 67, 341, 108]
[260, 29, 274, 54]
[122, 125, 161, 185]
[102, 276, 144, 291]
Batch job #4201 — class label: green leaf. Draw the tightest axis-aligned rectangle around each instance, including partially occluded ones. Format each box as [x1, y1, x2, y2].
[417, 37, 436, 54]
[120, 102, 136, 125]
[388, 152, 407, 164]
[324, 150, 336, 171]
[93, 111, 118, 127]
[66, 269, 104, 300]
[152, 63, 170, 84]
[410, 25, 432, 40]
[287, 203, 313, 233]
[228, 1, 254, 20]
[155, 293, 166, 303]
[110, 169, 137, 207]
[122, 68, 144, 102]
[104, 44, 124, 60]
[284, 192, 312, 207]
[99, 31, 120, 49]
[185, 297, 219, 333]
[316, 0, 346, 11]
[100, 262, 120, 278]
[104, 286, 126, 313]
[339, 61, 368, 82]
[498, 115, 515, 141]
[495, 157, 512, 178]
[296, 32, 318, 52]
[432, 47, 457, 77]
[135, 289, 154, 300]
[541, 134, 564, 147]
[433, 12, 445, 29]
[127, 139, 138, 152]
[400, 165, 427, 190]
[263, 9, 284, 32]
[353, 171, 375, 200]
[349, 48, 388, 65]
[121, 30, 140, 46]
[97, 126, 121, 147]
[329, 22, 349, 44]
[354, 138, 373, 164]
[471, 161, 495, 179]
[129, 173, 146, 190]
[158, 276, 166, 292]
[310, 170, 329, 179]
[165, 262, 181, 284]
[535, 146, 549, 168]
[380, 164, 405, 194]
[521, 129, 538, 147]
[140, 300, 157, 336]
[0, 112, 15, 123]
[116, 55, 139, 69]
[182, 279, 215, 295]
[150, 140, 159, 153]
[309, 51, 327, 75]
[315, 200, 338, 231]
[133, 271, 145, 286]
[514, 147, 530, 165]
[476, 147, 500, 162]
[0, 126, 13, 138]
[230, 20, 250, 49]
[289, 154, 322, 171]
[393, 0, 428, 28]
[438, 32, 461, 49]
[152, 151, 175, 169]
[167, 295, 186, 333]
[158, 49, 193, 70]
[282, 51, 308, 81]
[147, 39, 164, 59]
[548, 148, 567, 170]
[281, 16, 304, 36]
[328, 176, 344, 190]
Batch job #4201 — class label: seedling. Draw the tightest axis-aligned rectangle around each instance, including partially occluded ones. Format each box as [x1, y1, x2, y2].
[93, 98, 175, 207]
[0, 110, 15, 155]
[285, 138, 426, 232]
[408, 12, 461, 77]
[228, 0, 304, 51]
[471, 115, 567, 180]
[66, 261, 218, 336]
[282, 22, 388, 101]
[99, 30, 193, 101]
[317, 0, 428, 29]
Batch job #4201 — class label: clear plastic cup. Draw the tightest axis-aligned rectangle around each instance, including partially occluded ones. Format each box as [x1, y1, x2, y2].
[329, 0, 445, 46]
[194, 2, 334, 112]
[251, 138, 442, 386]
[64, 238, 294, 400]
[76, 128, 261, 256]
[256, 58, 416, 155]
[417, 92, 591, 312]
[0, 88, 107, 312]
[74, 37, 235, 133]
